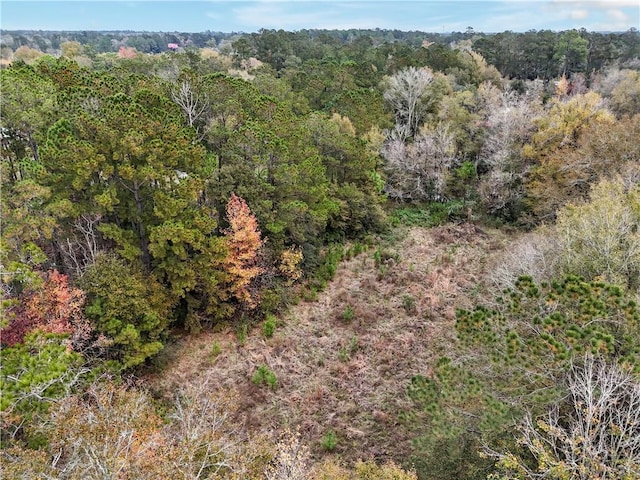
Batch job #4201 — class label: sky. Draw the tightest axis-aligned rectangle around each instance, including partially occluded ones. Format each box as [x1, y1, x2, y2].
[1, 0, 638, 33]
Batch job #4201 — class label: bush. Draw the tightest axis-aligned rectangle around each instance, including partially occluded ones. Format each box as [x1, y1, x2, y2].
[0, 332, 87, 425]
[310, 244, 344, 292]
[390, 201, 466, 228]
[252, 364, 278, 390]
[555, 179, 640, 291]
[320, 430, 338, 452]
[210, 341, 222, 359]
[341, 305, 354, 322]
[80, 254, 172, 370]
[402, 295, 417, 315]
[262, 314, 277, 338]
[489, 228, 559, 291]
[312, 459, 418, 479]
[236, 322, 248, 346]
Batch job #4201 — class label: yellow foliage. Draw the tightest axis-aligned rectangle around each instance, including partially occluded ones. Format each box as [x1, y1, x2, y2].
[527, 92, 613, 157]
[555, 74, 569, 99]
[200, 47, 220, 60]
[555, 179, 640, 290]
[279, 246, 304, 284]
[60, 41, 83, 58]
[312, 459, 418, 480]
[330, 113, 356, 137]
[524, 92, 616, 219]
[362, 126, 385, 157]
[223, 193, 264, 307]
[12, 45, 43, 64]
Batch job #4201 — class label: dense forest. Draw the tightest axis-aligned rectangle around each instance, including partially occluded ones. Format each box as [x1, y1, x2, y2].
[1, 27, 640, 479]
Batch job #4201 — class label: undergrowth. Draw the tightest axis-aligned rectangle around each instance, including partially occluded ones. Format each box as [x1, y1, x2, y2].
[148, 223, 510, 473]
[390, 201, 467, 228]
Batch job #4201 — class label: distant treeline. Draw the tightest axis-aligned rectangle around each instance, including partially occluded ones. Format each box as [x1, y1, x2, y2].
[2, 28, 638, 79]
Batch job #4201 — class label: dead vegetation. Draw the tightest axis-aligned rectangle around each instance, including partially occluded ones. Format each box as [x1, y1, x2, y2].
[147, 223, 512, 467]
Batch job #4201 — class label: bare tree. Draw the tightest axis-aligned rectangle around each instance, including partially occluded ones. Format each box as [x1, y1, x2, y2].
[161, 381, 269, 480]
[382, 123, 455, 201]
[489, 228, 560, 291]
[477, 84, 540, 216]
[3, 381, 269, 480]
[164, 383, 241, 479]
[172, 80, 210, 141]
[489, 356, 640, 479]
[265, 429, 311, 480]
[59, 213, 102, 277]
[479, 87, 538, 171]
[383, 67, 434, 141]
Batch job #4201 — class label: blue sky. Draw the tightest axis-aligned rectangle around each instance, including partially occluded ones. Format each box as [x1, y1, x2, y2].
[1, 1, 638, 33]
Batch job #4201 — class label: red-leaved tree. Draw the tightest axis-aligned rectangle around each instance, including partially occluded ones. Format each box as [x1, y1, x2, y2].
[1, 270, 88, 347]
[117, 46, 137, 59]
[223, 193, 264, 309]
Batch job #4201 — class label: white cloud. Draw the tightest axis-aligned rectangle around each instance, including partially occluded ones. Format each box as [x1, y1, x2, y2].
[568, 9, 589, 19]
[231, 2, 395, 30]
[540, 0, 638, 30]
[233, 0, 362, 30]
[608, 9, 629, 21]
[232, 3, 333, 29]
[548, 0, 637, 6]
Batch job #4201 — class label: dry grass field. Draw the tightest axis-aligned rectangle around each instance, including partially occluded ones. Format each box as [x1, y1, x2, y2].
[147, 223, 512, 466]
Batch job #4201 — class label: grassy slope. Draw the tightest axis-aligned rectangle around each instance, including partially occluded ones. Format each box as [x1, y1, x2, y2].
[147, 223, 511, 467]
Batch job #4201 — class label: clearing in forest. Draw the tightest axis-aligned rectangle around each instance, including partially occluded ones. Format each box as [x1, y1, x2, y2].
[147, 223, 511, 464]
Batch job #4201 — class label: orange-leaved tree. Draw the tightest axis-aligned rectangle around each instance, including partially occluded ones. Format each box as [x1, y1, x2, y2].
[1, 270, 88, 347]
[223, 193, 264, 310]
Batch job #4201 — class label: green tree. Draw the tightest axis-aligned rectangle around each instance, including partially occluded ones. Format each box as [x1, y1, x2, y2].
[0, 63, 61, 287]
[328, 88, 392, 136]
[41, 88, 207, 270]
[38, 74, 232, 328]
[80, 254, 172, 369]
[553, 30, 588, 76]
[490, 357, 640, 480]
[0, 332, 87, 436]
[524, 92, 614, 220]
[408, 275, 640, 479]
[555, 180, 640, 291]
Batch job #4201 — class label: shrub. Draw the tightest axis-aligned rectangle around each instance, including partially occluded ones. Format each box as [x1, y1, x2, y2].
[266, 428, 310, 480]
[80, 254, 172, 370]
[402, 295, 417, 315]
[312, 459, 418, 479]
[321, 430, 338, 452]
[236, 322, 248, 346]
[489, 228, 559, 290]
[555, 179, 640, 291]
[211, 341, 222, 359]
[252, 364, 278, 390]
[341, 305, 354, 322]
[308, 244, 344, 293]
[262, 314, 277, 338]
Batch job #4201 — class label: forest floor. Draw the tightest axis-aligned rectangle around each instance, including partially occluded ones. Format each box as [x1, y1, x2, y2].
[146, 222, 513, 467]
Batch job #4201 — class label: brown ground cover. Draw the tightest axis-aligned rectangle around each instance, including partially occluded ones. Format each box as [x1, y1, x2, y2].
[147, 223, 511, 465]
